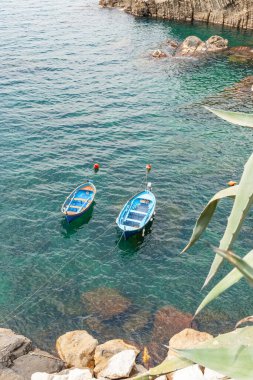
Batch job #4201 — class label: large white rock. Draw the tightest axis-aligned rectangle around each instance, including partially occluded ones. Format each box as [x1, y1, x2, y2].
[99, 349, 136, 379]
[204, 368, 227, 379]
[31, 368, 93, 380]
[171, 364, 204, 380]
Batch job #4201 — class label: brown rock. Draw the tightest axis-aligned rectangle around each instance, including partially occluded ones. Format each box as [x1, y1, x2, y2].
[56, 330, 98, 369]
[99, 0, 253, 30]
[176, 36, 206, 56]
[152, 49, 167, 58]
[168, 328, 213, 357]
[228, 46, 253, 63]
[81, 287, 131, 320]
[145, 342, 167, 367]
[205, 35, 228, 51]
[152, 306, 197, 345]
[94, 339, 140, 376]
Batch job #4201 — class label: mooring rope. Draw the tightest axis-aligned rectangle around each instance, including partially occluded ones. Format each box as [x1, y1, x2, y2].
[0, 173, 155, 326]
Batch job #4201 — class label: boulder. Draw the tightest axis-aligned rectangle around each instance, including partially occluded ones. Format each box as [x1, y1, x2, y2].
[175, 35, 228, 56]
[175, 36, 206, 56]
[168, 328, 213, 357]
[204, 368, 226, 379]
[56, 330, 98, 369]
[31, 368, 93, 380]
[94, 339, 139, 376]
[152, 306, 197, 345]
[169, 364, 204, 380]
[205, 36, 228, 51]
[0, 328, 32, 367]
[99, 350, 136, 379]
[81, 287, 131, 320]
[152, 49, 167, 58]
[0, 368, 25, 380]
[10, 349, 64, 380]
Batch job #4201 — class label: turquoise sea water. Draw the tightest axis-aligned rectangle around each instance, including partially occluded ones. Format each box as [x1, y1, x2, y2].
[1, 0, 253, 355]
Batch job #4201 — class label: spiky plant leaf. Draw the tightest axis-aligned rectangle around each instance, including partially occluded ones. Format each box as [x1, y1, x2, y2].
[182, 186, 238, 253]
[204, 153, 253, 287]
[205, 107, 253, 128]
[174, 327, 253, 380]
[196, 249, 253, 315]
[214, 248, 253, 285]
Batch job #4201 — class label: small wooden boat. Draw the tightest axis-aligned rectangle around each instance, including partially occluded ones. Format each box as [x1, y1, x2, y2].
[116, 183, 156, 238]
[61, 181, 96, 223]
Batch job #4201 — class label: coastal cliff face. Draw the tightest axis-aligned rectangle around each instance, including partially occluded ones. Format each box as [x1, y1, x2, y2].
[99, 0, 253, 30]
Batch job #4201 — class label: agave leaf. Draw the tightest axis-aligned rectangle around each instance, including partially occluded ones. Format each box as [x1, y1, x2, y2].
[174, 327, 253, 380]
[236, 316, 253, 328]
[205, 107, 253, 128]
[132, 356, 193, 380]
[214, 248, 253, 285]
[204, 153, 253, 287]
[195, 249, 253, 315]
[182, 186, 238, 253]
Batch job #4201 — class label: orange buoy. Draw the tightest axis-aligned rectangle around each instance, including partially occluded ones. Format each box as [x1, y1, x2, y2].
[146, 164, 152, 172]
[227, 180, 237, 187]
[93, 163, 100, 171]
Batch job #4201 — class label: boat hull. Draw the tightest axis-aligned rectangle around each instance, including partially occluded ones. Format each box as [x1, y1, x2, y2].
[116, 189, 156, 239]
[61, 181, 96, 224]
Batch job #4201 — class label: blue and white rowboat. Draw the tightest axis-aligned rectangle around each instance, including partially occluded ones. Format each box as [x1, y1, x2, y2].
[116, 183, 156, 238]
[61, 181, 96, 223]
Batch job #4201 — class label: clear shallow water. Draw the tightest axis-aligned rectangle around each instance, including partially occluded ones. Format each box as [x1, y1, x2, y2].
[1, 0, 253, 356]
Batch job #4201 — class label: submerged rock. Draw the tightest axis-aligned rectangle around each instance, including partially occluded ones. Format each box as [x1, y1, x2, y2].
[0, 328, 32, 367]
[99, 350, 136, 379]
[122, 310, 150, 333]
[81, 287, 131, 320]
[94, 339, 139, 376]
[228, 46, 253, 63]
[10, 349, 64, 379]
[56, 330, 98, 369]
[168, 328, 213, 357]
[152, 306, 197, 344]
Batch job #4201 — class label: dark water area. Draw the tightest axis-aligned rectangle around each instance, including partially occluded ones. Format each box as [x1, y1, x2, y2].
[1, 0, 253, 360]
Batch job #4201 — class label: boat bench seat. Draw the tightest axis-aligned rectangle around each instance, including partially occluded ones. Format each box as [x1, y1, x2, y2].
[131, 210, 147, 215]
[126, 218, 141, 223]
[73, 197, 88, 202]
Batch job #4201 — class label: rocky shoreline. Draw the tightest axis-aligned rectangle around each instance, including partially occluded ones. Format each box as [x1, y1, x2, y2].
[0, 326, 227, 380]
[99, 0, 253, 30]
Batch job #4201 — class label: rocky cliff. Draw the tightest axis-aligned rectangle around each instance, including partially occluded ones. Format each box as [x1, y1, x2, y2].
[99, 0, 253, 30]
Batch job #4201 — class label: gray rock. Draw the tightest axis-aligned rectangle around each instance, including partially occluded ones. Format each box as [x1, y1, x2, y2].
[99, 350, 136, 379]
[10, 349, 65, 380]
[0, 328, 32, 367]
[0, 368, 25, 380]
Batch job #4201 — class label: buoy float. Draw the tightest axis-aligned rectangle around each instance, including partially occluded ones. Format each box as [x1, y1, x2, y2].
[227, 180, 237, 187]
[146, 164, 152, 172]
[93, 163, 100, 172]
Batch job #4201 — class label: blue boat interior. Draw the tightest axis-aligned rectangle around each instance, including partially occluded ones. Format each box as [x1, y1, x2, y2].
[67, 189, 93, 213]
[121, 197, 153, 228]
